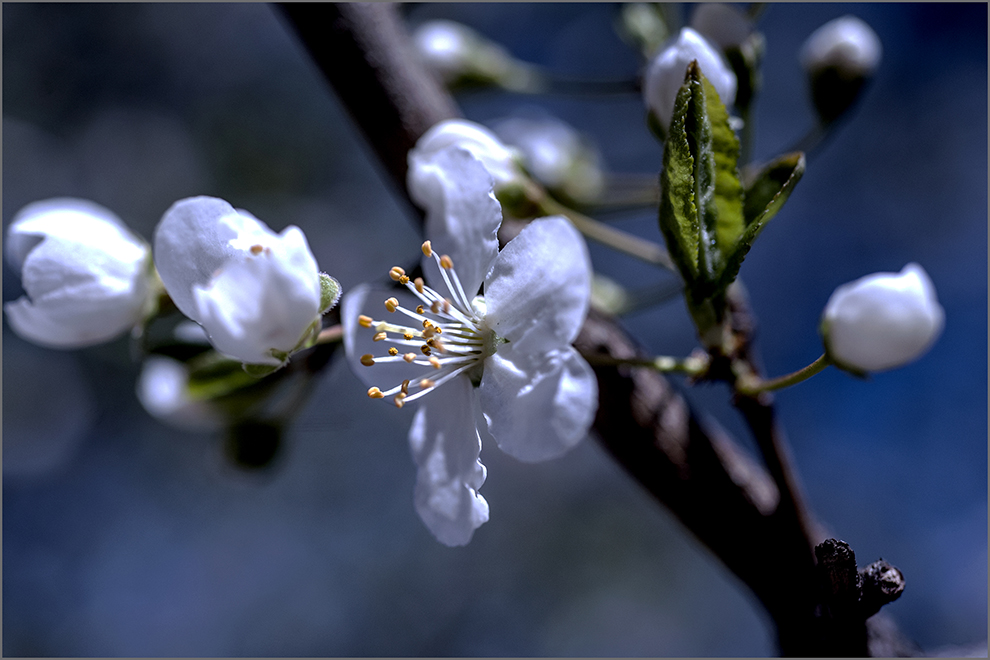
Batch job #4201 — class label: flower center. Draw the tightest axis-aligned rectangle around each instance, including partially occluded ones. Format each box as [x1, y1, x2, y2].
[359, 241, 493, 408]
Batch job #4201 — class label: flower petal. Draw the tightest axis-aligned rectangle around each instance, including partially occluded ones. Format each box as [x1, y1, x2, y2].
[409, 145, 501, 300]
[483, 215, 592, 355]
[479, 343, 597, 463]
[153, 196, 267, 322]
[408, 374, 489, 546]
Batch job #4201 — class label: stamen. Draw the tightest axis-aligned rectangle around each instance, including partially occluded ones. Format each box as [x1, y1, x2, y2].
[250, 244, 264, 255]
[401, 379, 410, 395]
[421, 345, 432, 356]
[440, 255, 453, 269]
[368, 387, 385, 399]
[403, 353, 416, 363]
[389, 266, 405, 281]
[394, 393, 406, 408]
[420, 378, 436, 389]
[422, 241, 433, 257]
[385, 297, 399, 313]
[358, 315, 374, 328]
[429, 356, 441, 369]
[388, 347, 399, 356]
[414, 277, 425, 293]
[360, 354, 375, 367]
[373, 332, 387, 342]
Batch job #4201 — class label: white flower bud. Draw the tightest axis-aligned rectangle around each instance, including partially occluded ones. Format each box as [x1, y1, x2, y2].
[412, 20, 478, 83]
[4, 198, 152, 348]
[822, 263, 944, 373]
[136, 355, 223, 432]
[408, 119, 526, 192]
[153, 196, 324, 367]
[643, 27, 737, 132]
[801, 15, 882, 78]
[690, 3, 753, 51]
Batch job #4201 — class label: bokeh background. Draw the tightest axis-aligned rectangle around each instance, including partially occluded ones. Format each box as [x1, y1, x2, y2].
[3, 3, 986, 656]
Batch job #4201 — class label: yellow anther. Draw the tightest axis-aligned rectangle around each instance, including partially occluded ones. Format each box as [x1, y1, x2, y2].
[414, 277, 425, 293]
[403, 333, 414, 341]
[440, 255, 453, 269]
[443, 300, 451, 313]
[419, 378, 436, 389]
[401, 379, 410, 395]
[373, 332, 387, 342]
[394, 393, 406, 408]
[250, 244, 264, 255]
[385, 297, 399, 313]
[429, 356, 441, 370]
[358, 315, 374, 328]
[430, 301, 442, 314]
[421, 344, 432, 356]
[399, 275, 410, 285]
[422, 326, 436, 339]
[416, 305, 424, 314]
[389, 266, 406, 281]
[367, 387, 385, 399]
[388, 347, 399, 356]
[360, 354, 375, 367]
[434, 326, 442, 334]
[403, 353, 417, 363]
[421, 240, 433, 257]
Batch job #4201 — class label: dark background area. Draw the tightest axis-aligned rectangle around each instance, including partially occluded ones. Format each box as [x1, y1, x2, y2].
[3, 3, 986, 655]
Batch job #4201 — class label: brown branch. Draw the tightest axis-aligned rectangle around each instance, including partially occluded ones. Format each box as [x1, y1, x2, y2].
[276, 4, 914, 655]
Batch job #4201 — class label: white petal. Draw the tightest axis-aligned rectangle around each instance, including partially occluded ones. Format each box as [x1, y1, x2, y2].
[153, 196, 267, 322]
[410, 118, 523, 189]
[479, 343, 597, 463]
[408, 145, 501, 299]
[801, 15, 882, 77]
[408, 375, 489, 546]
[483, 216, 592, 355]
[192, 226, 321, 365]
[4, 198, 150, 348]
[822, 263, 944, 372]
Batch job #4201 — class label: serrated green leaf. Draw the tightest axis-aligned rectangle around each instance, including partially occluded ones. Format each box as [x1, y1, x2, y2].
[717, 151, 806, 292]
[702, 74, 745, 259]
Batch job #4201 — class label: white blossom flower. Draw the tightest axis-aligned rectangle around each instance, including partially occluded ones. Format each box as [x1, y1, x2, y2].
[344, 146, 597, 546]
[153, 196, 324, 367]
[643, 27, 737, 132]
[821, 263, 944, 373]
[136, 355, 224, 432]
[493, 115, 604, 202]
[4, 198, 152, 348]
[801, 15, 882, 78]
[690, 3, 753, 51]
[408, 119, 526, 192]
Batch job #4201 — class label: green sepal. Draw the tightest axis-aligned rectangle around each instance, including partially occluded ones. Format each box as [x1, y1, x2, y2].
[319, 273, 342, 314]
[243, 362, 281, 379]
[185, 352, 260, 400]
[718, 151, 806, 293]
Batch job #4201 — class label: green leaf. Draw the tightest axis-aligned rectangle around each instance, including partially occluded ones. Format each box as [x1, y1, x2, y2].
[742, 151, 806, 226]
[718, 151, 806, 292]
[702, 74, 745, 259]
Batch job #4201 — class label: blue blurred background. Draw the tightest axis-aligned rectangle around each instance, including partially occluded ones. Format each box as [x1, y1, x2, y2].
[3, 3, 985, 655]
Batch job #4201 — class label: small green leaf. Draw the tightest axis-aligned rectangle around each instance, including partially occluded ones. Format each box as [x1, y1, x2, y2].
[718, 151, 806, 292]
[742, 151, 806, 226]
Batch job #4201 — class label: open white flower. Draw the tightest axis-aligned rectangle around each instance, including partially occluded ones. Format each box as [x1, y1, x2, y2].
[4, 198, 152, 348]
[153, 196, 324, 367]
[822, 263, 944, 373]
[643, 27, 737, 132]
[343, 146, 597, 546]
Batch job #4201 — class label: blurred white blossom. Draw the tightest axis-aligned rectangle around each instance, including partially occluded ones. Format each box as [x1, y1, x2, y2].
[4, 198, 153, 348]
[345, 145, 597, 546]
[136, 355, 224, 432]
[822, 263, 944, 373]
[153, 196, 325, 367]
[690, 3, 753, 51]
[801, 15, 882, 78]
[643, 27, 737, 132]
[493, 115, 604, 203]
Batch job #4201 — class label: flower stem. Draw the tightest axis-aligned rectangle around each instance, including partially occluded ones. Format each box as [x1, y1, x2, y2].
[582, 352, 709, 376]
[314, 324, 344, 345]
[538, 195, 677, 272]
[736, 353, 831, 395]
